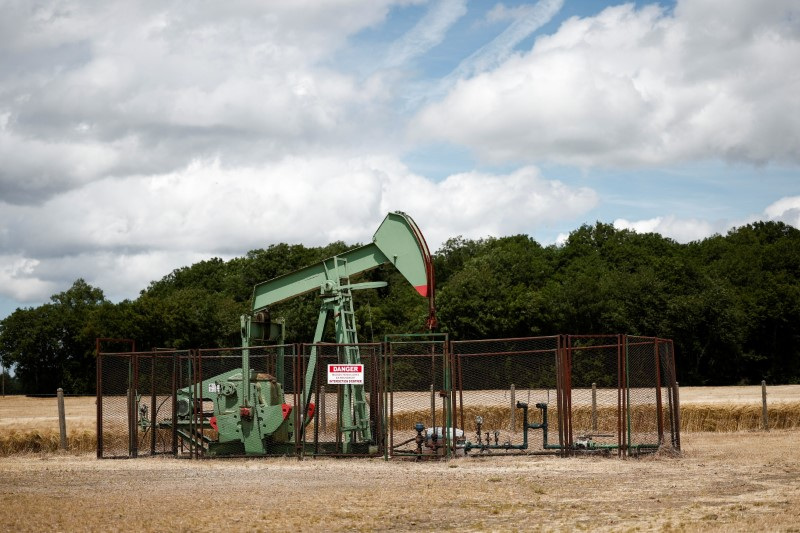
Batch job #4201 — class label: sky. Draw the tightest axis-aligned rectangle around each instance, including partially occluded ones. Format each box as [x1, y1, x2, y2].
[1, 0, 799, 319]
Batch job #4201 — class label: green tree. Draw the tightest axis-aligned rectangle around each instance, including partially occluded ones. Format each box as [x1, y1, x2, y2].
[436, 235, 552, 339]
[0, 279, 105, 394]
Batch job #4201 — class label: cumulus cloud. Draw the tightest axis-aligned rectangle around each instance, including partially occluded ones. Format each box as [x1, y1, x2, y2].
[0, 0, 400, 205]
[0, 125, 122, 204]
[381, 164, 598, 245]
[613, 215, 725, 243]
[0, 155, 598, 303]
[765, 196, 800, 227]
[1, 0, 797, 316]
[614, 195, 800, 244]
[412, 0, 800, 166]
[0, 256, 57, 301]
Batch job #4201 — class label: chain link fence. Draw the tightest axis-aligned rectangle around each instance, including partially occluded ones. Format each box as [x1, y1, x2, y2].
[658, 339, 680, 450]
[301, 343, 383, 457]
[385, 335, 451, 458]
[97, 334, 679, 459]
[453, 336, 561, 455]
[625, 337, 662, 452]
[97, 350, 190, 458]
[564, 335, 623, 455]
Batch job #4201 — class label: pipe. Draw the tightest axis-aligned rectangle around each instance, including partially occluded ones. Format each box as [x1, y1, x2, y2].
[462, 403, 665, 456]
[521, 402, 561, 450]
[463, 402, 560, 454]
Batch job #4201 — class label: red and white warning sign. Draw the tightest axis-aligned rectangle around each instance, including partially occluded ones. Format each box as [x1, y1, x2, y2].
[327, 364, 364, 385]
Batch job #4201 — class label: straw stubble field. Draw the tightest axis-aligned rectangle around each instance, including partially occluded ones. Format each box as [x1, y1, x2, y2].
[1, 386, 799, 532]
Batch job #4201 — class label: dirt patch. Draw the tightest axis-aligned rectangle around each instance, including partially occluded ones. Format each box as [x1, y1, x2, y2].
[1, 430, 799, 532]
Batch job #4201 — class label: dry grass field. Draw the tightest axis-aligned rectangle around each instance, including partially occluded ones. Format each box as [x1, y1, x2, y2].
[1, 386, 799, 531]
[2, 385, 800, 454]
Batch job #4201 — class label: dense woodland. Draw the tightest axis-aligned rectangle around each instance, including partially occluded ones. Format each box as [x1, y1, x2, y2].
[1, 221, 799, 394]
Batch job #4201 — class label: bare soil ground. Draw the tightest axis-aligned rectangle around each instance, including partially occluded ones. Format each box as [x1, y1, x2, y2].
[0, 430, 798, 532]
[1, 387, 799, 532]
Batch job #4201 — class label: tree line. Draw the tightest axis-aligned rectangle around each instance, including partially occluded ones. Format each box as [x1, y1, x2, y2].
[1, 220, 798, 394]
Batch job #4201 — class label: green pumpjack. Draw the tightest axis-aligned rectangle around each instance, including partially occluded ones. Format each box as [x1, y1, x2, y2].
[142, 212, 436, 457]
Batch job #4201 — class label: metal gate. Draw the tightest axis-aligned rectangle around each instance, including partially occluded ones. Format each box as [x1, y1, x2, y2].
[384, 334, 452, 458]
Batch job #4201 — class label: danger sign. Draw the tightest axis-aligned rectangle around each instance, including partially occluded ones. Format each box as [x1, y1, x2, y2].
[327, 364, 364, 385]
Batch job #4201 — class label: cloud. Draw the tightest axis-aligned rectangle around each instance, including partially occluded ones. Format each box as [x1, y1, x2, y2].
[765, 196, 800, 227]
[448, 0, 563, 81]
[613, 215, 725, 243]
[614, 195, 800, 243]
[2, 0, 797, 316]
[383, 0, 467, 68]
[407, 0, 563, 106]
[0, 1, 401, 205]
[0, 256, 57, 301]
[0, 157, 597, 303]
[412, 1, 800, 166]
[0, 1, 588, 308]
[381, 164, 598, 245]
[0, 125, 122, 204]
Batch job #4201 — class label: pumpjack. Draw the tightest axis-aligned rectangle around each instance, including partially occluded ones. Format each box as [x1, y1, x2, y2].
[162, 212, 436, 455]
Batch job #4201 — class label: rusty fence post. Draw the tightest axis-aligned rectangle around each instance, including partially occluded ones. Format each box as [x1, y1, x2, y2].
[762, 380, 768, 431]
[591, 382, 597, 432]
[510, 384, 516, 432]
[320, 385, 326, 432]
[96, 350, 103, 459]
[430, 384, 436, 434]
[674, 381, 681, 440]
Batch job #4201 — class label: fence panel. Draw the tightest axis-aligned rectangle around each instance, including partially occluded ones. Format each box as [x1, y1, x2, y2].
[97, 350, 190, 458]
[453, 337, 561, 455]
[134, 352, 188, 457]
[658, 339, 680, 450]
[97, 353, 133, 458]
[386, 336, 450, 458]
[566, 335, 622, 455]
[625, 336, 662, 453]
[301, 343, 383, 456]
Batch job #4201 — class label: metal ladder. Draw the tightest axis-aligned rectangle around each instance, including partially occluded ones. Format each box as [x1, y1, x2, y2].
[332, 257, 372, 450]
[336, 256, 359, 345]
